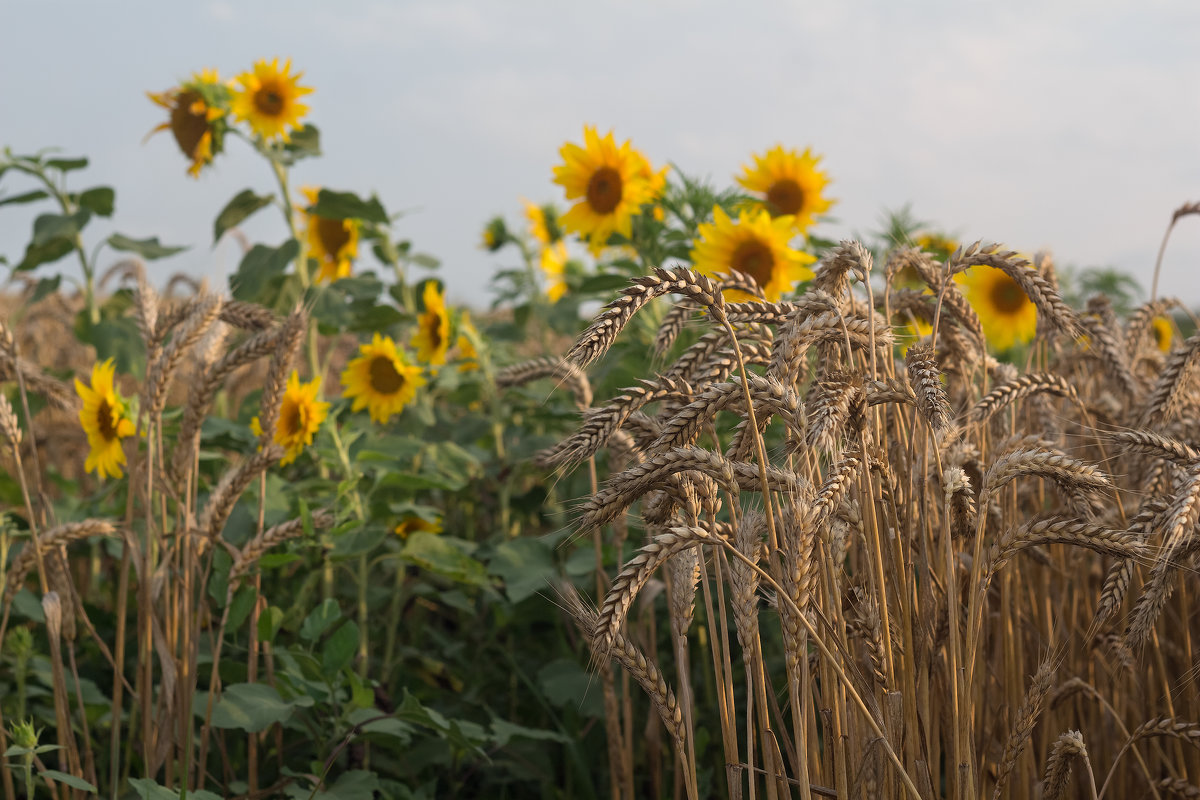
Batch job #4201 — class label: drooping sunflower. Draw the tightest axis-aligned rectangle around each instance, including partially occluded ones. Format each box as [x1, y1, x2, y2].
[394, 515, 443, 539]
[523, 200, 562, 246]
[553, 126, 661, 251]
[540, 241, 570, 302]
[960, 265, 1038, 352]
[456, 311, 480, 373]
[252, 371, 329, 466]
[340, 334, 426, 424]
[690, 206, 817, 302]
[1152, 316, 1173, 353]
[737, 145, 834, 234]
[147, 69, 229, 177]
[481, 216, 508, 252]
[300, 186, 359, 283]
[75, 359, 136, 480]
[231, 58, 313, 142]
[413, 282, 451, 366]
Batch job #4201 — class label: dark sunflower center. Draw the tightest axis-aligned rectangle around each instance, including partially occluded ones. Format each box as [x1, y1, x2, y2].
[369, 356, 405, 395]
[766, 178, 805, 216]
[169, 90, 210, 157]
[586, 167, 623, 214]
[731, 239, 775, 288]
[279, 399, 301, 437]
[1154, 321, 1168, 350]
[990, 276, 1028, 314]
[97, 398, 118, 441]
[423, 314, 444, 349]
[316, 217, 350, 258]
[254, 87, 286, 117]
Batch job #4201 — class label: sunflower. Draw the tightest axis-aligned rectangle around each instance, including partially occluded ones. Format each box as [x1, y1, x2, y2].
[1152, 316, 1173, 353]
[252, 371, 329, 466]
[147, 69, 229, 177]
[413, 282, 451, 365]
[960, 265, 1038, 352]
[394, 515, 443, 539]
[481, 217, 508, 252]
[300, 186, 359, 283]
[540, 241, 570, 302]
[523, 200, 562, 246]
[340, 334, 425, 424]
[690, 206, 817, 302]
[553, 126, 661, 251]
[737, 145, 834, 234]
[231, 58, 312, 142]
[75, 359, 136, 480]
[915, 231, 959, 259]
[456, 311, 481, 373]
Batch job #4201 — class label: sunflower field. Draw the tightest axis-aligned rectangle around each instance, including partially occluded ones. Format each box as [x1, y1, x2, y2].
[4, 58, 1200, 800]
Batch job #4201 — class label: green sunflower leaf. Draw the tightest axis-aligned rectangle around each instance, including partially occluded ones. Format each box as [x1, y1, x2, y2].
[76, 186, 115, 217]
[0, 189, 49, 208]
[214, 189, 274, 243]
[107, 233, 187, 260]
[308, 189, 389, 225]
[44, 156, 88, 173]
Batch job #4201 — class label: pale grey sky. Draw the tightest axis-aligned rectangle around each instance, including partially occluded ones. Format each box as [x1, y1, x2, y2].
[3, 1, 1199, 307]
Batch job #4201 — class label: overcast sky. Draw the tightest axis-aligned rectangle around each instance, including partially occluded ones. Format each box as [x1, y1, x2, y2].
[3, 0, 1200, 308]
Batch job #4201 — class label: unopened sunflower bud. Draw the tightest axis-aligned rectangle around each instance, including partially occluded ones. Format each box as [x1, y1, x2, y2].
[42, 591, 62, 641]
[9, 718, 39, 750]
[481, 216, 510, 252]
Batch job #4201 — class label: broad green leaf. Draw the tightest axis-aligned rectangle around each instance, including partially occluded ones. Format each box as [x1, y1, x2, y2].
[308, 189, 389, 225]
[29, 275, 61, 305]
[257, 606, 284, 644]
[230, 239, 299, 302]
[45, 156, 88, 172]
[488, 538, 555, 603]
[490, 717, 570, 747]
[214, 189, 273, 243]
[289, 770, 379, 800]
[77, 186, 115, 216]
[32, 210, 90, 246]
[38, 770, 96, 793]
[299, 598, 342, 642]
[127, 777, 224, 800]
[226, 585, 258, 632]
[579, 273, 630, 293]
[210, 683, 294, 732]
[347, 707, 413, 740]
[400, 532, 488, 587]
[281, 124, 321, 163]
[0, 189, 48, 207]
[331, 525, 389, 558]
[538, 659, 604, 717]
[107, 233, 186, 260]
[16, 236, 73, 272]
[321, 620, 359, 677]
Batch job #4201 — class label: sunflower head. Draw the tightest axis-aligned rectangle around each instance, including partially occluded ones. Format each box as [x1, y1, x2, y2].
[394, 514, 443, 539]
[524, 200, 563, 246]
[75, 359, 136, 480]
[960, 263, 1038, 352]
[456, 311, 481, 373]
[915, 231, 959, 260]
[340, 334, 425, 424]
[690, 206, 817, 302]
[231, 58, 313, 142]
[147, 69, 230, 177]
[258, 371, 329, 465]
[1152, 316, 1173, 353]
[737, 145, 834, 234]
[540, 241, 570, 302]
[413, 282, 451, 366]
[300, 187, 359, 283]
[481, 216, 509, 252]
[553, 126, 662, 252]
